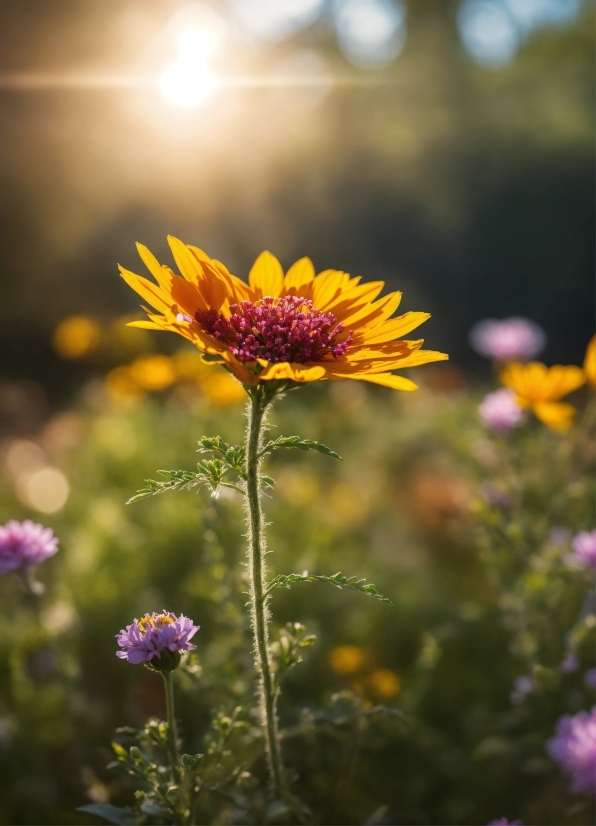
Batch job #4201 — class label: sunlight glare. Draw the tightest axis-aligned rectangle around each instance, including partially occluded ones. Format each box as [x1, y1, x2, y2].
[159, 25, 220, 107]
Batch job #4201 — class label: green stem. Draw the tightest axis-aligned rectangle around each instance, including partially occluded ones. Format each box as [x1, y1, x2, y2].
[245, 387, 285, 796]
[162, 671, 180, 781]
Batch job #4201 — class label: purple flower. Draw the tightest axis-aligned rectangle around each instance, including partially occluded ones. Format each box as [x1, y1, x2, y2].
[547, 707, 596, 796]
[469, 317, 546, 362]
[561, 653, 580, 674]
[567, 530, 596, 569]
[584, 669, 596, 690]
[479, 388, 524, 433]
[116, 611, 199, 671]
[487, 819, 522, 826]
[0, 519, 58, 574]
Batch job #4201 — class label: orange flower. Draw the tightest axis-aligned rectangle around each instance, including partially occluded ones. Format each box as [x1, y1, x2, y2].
[501, 362, 585, 432]
[583, 335, 596, 387]
[119, 237, 447, 390]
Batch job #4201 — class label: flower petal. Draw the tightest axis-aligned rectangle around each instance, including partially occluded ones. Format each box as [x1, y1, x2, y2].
[257, 362, 326, 382]
[354, 312, 431, 344]
[341, 373, 419, 391]
[283, 257, 315, 294]
[249, 251, 284, 299]
[118, 267, 174, 315]
[583, 334, 596, 387]
[533, 401, 576, 432]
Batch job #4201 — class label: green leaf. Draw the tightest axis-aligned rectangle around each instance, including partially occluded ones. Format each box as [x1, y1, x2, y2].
[265, 572, 393, 604]
[181, 753, 204, 772]
[260, 436, 342, 461]
[126, 469, 201, 504]
[77, 804, 139, 825]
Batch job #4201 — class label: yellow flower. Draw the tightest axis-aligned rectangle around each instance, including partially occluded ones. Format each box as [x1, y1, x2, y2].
[119, 237, 448, 390]
[501, 362, 585, 432]
[365, 668, 401, 701]
[329, 645, 369, 675]
[53, 316, 100, 359]
[129, 355, 176, 391]
[583, 335, 596, 387]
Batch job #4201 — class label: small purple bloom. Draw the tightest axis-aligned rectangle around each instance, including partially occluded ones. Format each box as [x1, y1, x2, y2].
[567, 530, 596, 570]
[547, 707, 596, 796]
[561, 653, 580, 673]
[480, 483, 512, 510]
[470, 317, 546, 362]
[0, 519, 58, 574]
[116, 611, 199, 670]
[479, 388, 524, 433]
[487, 819, 522, 826]
[584, 669, 596, 690]
[549, 527, 571, 546]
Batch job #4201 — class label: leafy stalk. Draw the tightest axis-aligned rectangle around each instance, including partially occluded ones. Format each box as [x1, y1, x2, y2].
[244, 386, 286, 797]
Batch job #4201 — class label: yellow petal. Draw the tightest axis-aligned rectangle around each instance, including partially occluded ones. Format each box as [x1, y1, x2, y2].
[533, 401, 576, 432]
[380, 348, 449, 369]
[311, 270, 351, 309]
[136, 243, 175, 292]
[584, 335, 596, 386]
[167, 235, 204, 285]
[355, 312, 431, 345]
[248, 251, 284, 299]
[341, 373, 419, 391]
[257, 362, 326, 382]
[283, 257, 315, 293]
[336, 291, 402, 331]
[118, 267, 173, 315]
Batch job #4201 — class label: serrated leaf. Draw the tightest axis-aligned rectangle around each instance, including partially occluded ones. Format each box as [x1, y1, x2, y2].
[265, 572, 393, 604]
[76, 804, 139, 825]
[126, 469, 201, 504]
[260, 436, 342, 461]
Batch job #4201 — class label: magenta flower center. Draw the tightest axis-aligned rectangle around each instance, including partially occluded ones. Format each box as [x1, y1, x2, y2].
[196, 296, 352, 364]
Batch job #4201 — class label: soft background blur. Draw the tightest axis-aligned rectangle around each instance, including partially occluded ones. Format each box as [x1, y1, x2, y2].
[0, 1, 594, 825]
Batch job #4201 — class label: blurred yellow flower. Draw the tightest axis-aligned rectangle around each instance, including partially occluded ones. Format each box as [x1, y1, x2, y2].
[105, 366, 145, 400]
[501, 362, 585, 432]
[328, 482, 368, 526]
[53, 316, 100, 359]
[583, 335, 596, 387]
[129, 355, 176, 391]
[365, 668, 401, 701]
[201, 371, 246, 406]
[329, 645, 369, 675]
[171, 349, 245, 405]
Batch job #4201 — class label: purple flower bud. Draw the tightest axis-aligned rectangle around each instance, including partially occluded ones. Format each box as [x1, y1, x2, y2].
[479, 388, 524, 433]
[0, 519, 58, 574]
[116, 611, 199, 672]
[547, 707, 596, 796]
[567, 530, 596, 570]
[469, 317, 546, 362]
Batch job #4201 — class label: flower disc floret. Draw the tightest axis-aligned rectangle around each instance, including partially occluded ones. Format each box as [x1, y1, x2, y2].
[116, 611, 199, 669]
[0, 519, 58, 574]
[196, 296, 351, 364]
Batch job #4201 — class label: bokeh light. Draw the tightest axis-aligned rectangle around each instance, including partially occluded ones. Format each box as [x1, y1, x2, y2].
[53, 316, 101, 359]
[333, 0, 406, 69]
[16, 466, 70, 514]
[158, 5, 225, 107]
[457, 0, 585, 67]
[457, 0, 520, 67]
[229, 0, 324, 42]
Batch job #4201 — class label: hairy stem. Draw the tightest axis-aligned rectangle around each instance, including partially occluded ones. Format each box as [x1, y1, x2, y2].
[245, 387, 285, 795]
[162, 671, 180, 781]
